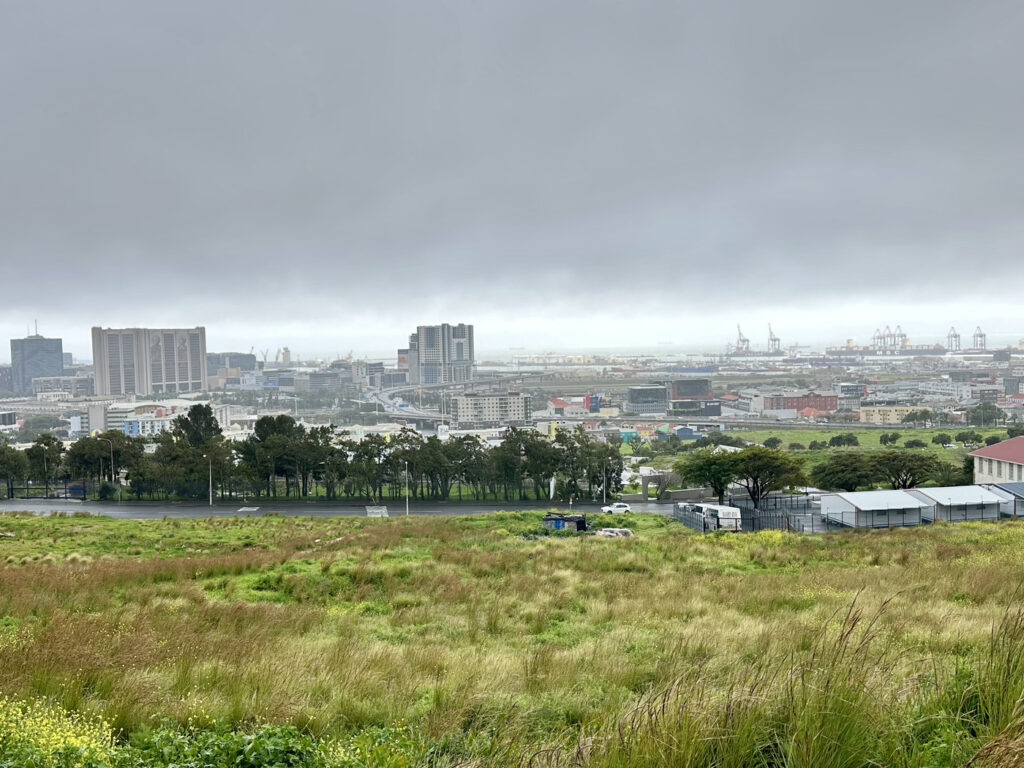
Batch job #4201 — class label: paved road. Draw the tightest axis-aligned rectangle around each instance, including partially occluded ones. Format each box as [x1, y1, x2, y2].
[0, 498, 672, 520]
[368, 390, 440, 420]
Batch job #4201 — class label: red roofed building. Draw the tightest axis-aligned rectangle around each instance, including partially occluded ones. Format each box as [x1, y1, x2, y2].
[970, 436, 1024, 484]
[546, 397, 589, 417]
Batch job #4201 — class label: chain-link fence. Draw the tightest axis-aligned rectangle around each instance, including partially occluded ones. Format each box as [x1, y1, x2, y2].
[672, 505, 841, 534]
[673, 492, 1012, 534]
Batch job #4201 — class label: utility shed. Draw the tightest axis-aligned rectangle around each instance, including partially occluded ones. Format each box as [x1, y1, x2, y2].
[989, 483, 1024, 517]
[906, 486, 1003, 522]
[542, 513, 587, 532]
[821, 490, 929, 528]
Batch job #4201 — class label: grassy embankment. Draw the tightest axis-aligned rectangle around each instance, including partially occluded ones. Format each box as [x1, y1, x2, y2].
[4, 511, 1024, 766]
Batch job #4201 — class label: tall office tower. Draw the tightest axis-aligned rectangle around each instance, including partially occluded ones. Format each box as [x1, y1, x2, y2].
[10, 334, 64, 394]
[405, 323, 474, 385]
[92, 327, 208, 396]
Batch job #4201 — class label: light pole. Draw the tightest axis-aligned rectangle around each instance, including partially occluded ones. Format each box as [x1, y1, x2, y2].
[96, 437, 118, 502]
[203, 454, 213, 506]
[405, 460, 409, 516]
[315, 460, 327, 499]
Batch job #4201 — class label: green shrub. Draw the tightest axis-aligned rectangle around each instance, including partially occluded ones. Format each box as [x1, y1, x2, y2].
[125, 723, 325, 768]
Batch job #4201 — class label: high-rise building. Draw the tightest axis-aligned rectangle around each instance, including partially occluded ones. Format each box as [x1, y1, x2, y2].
[405, 323, 474, 385]
[91, 327, 208, 396]
[10, 335, 64, 394]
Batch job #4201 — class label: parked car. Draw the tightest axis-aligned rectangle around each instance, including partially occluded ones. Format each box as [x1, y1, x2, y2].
[601, 502, 632, 514]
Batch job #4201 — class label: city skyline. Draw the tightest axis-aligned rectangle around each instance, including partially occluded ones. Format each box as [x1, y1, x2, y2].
[2, 315, 1022, 367]
[2, 2, 1023, 356]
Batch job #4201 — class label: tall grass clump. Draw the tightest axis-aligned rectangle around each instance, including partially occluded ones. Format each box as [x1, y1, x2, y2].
[776, 601, 905, 768]
[568, 600, 907, 768]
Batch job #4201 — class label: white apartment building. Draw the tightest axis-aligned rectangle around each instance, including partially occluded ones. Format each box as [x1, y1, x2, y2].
[92, 327, 208, 396]
[451, 392, 531, 427]
[123, 413, 179, 437]
[84, 399, 227, 437]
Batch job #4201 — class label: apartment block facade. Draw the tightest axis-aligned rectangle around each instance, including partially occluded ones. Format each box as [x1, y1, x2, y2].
[32, 375, 95, 398]
[858, 404, 922, 425]
[451, 392, 532, 427]
[92, 327, 208, 396]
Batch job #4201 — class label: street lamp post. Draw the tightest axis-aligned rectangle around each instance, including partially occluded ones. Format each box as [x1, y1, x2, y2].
[203, 454, 213, 507]
[405, 460, 409, 516]
[96, 437, 118, 502]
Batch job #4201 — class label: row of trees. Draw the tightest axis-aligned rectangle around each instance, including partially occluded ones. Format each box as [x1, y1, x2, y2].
[675, 446, 975, 505]
[675, 447, 806, 509]
[0, 407, 625, 504]
[809, 451, 970, 492]
[898, 404, 1009, 427]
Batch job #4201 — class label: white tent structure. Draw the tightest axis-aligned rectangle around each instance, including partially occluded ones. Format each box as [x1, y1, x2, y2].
[821, 490, 930, 528]
[906, 486, 1003, 522]
[988, 483, 1024, 518]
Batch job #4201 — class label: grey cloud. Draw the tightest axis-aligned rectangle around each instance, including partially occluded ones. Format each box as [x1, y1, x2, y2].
[1, 1, 1022, 353]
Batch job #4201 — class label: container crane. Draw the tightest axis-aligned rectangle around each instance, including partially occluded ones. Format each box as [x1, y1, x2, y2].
[735, 325, 750, 353]
[972, 327, 987, 350]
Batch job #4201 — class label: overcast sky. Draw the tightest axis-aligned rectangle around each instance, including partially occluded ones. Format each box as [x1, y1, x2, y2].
[2, 1, 1023, 361]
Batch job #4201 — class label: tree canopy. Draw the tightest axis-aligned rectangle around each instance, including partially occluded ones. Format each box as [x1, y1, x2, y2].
[811, 452, 877, 492]
[732, 447, 805, 509]
[968, 403, 1004, 427]
[675, 449, 739, 505]
[871, 451, 940, 490]
[172, 404, 222, 448]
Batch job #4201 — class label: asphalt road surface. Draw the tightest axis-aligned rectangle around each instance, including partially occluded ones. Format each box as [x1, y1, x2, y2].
[0, 498, 672, 520]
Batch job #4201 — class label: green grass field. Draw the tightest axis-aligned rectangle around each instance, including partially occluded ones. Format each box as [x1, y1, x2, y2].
[5, 511, 1024, 766]
[733, 426, 1004, 459]
[644, 427, 1007, 475]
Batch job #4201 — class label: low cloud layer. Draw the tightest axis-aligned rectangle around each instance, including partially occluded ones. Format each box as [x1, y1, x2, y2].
[2, 1, 1023, 358]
